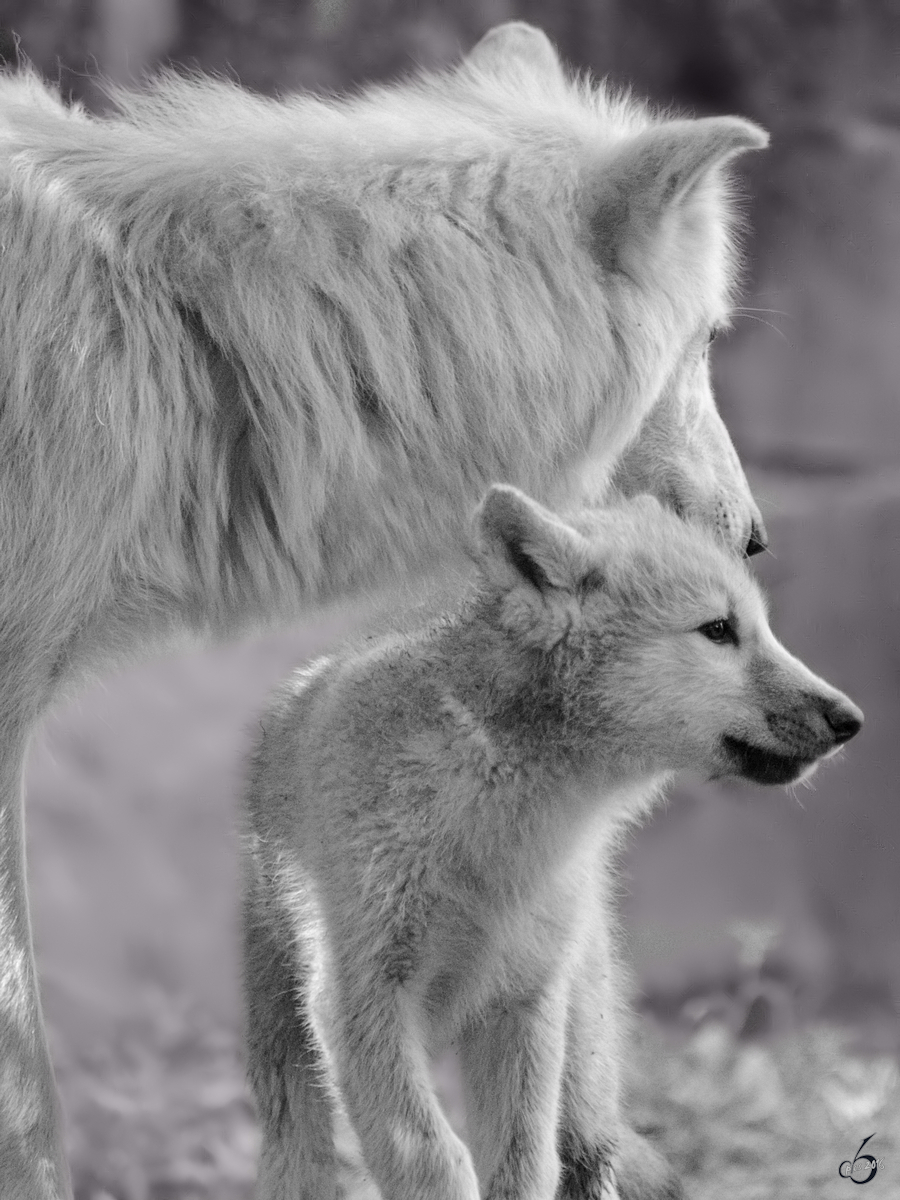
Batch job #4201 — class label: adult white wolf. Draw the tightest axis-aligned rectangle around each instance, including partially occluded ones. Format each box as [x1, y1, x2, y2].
[0, 22, 767, 1198]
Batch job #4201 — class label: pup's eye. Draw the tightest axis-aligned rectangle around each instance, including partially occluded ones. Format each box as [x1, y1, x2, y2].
[698, 617, 737, 645]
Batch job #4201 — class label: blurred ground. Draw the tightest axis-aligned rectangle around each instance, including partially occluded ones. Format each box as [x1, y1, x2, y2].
[629, 1022, 900, 1200]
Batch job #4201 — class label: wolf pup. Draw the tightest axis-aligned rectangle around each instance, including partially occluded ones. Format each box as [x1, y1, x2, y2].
[244, 486, 862, 1200]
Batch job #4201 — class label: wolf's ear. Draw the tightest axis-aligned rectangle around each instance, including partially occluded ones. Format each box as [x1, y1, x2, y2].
[475, 485, 587, 594]
[589, 116, 768, 268]
[464, 22, 564, 85]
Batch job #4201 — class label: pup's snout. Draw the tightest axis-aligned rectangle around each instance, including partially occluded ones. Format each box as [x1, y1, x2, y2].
[821, 697, 863, 745]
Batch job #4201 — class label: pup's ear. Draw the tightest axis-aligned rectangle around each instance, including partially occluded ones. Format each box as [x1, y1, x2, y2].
[463, 22, 564, 84]
[475, 485, 587, 594]
[589, 116, 768, 268]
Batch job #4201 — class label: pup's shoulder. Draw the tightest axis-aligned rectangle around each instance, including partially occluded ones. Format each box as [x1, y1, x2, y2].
[256, 617, 452, 757]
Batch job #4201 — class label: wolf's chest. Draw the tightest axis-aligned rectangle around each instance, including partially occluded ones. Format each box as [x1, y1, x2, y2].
[413, 864, 594, 1045]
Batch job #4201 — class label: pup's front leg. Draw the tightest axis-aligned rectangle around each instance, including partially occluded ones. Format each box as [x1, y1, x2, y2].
[460, 981, 569, 1200]
[330, 966, 479, 1200]
[557, 920, 681, 1200]
[555, 926, 622, 1200]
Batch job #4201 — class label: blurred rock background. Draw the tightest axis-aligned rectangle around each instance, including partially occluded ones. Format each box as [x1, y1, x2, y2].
[2, 0, 898, 1193]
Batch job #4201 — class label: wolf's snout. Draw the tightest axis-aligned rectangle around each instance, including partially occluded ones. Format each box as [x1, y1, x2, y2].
[821, 697, 863, 745]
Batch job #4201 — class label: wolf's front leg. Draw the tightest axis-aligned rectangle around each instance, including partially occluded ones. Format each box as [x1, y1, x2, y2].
[459, 981, 570, 1200]
[555, 922, 621, 1200]
[557, 920, 682, 1200]
[0, 719, 72, 1200]
[329, 966, 479, 1200]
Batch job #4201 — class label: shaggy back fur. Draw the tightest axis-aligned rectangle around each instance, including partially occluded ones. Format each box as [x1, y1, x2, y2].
[0, 29, 764, 688]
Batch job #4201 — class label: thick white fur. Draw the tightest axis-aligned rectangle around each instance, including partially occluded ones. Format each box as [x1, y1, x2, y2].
[0, 23, 769, 1197]
[243, 486, 860, 1200]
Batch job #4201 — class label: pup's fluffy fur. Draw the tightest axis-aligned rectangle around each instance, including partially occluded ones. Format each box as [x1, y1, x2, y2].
[243, 487, 861, 1200]
[0, 23, 769, 1197]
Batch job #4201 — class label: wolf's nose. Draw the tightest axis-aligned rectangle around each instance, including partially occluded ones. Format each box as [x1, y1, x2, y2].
[823, 699, 863, 745]
[745, 518, 768, 558]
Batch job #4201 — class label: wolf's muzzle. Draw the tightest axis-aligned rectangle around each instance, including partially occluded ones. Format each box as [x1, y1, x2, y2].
[821, 696, 863, 745]
[722, 736, 811, 786]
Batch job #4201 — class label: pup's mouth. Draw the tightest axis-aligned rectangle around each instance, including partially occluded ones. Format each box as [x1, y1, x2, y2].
[721, 736, 813, 786]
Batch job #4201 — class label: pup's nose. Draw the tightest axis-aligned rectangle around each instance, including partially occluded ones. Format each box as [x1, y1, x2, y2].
[745, 517, 769, 558]
[823, 699, 864, 745]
